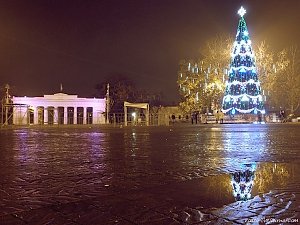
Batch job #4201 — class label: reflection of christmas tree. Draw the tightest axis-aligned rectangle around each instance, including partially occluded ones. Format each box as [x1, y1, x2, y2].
[222, 6, 265, 115]
[231, 164, 256, 201]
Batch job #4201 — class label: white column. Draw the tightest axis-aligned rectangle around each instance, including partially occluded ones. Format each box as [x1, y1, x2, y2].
[54, 107, 58, 124]
[146, 105, 149, 126]
[83, 107, 87, 124]
[91, 108, 94, 124]
[44, 107, 48, 125]
[34, 107, 38, 124]
[64, 107, 68, 125]
[74, 107, 77, 124]
[26, 107, 30, 125]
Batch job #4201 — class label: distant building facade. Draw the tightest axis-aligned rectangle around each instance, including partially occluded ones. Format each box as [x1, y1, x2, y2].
[12, 93, 106, 125]
[157, 106, 185, 125]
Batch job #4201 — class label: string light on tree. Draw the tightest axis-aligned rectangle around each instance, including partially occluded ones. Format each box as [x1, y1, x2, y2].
[222, 6, 265, 115]
[231, 164, 256, 201]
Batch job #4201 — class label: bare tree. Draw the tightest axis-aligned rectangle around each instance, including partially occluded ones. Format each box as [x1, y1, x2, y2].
[255, 41, 275, 96]
[274, 46, 300, 114]
[178, 35, 232, 114]
[95, 73, 163, 113]
[95, 74, 138, 112]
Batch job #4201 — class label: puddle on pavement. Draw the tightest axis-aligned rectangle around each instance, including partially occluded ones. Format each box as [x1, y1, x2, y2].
[151, 162, 300, 209]
[211, 162, 299, 207]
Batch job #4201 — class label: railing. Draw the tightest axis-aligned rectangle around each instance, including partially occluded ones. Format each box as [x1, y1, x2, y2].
[109, 113, 160, 126]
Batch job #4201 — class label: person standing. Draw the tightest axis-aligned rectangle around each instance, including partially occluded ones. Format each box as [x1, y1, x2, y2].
[215, 110, 220, 124]
[219, 111, 224, 124]
[171, 114, 175, 123]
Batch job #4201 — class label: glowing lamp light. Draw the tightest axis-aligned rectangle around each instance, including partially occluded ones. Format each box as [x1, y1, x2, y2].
[132, 112, 136, 118]
[254, 108, 258, 114]
[238, 6, 246, 17]
[225, 96, 231, 102]
[239, 67, 246, 73]
[241, 95, 249, 101]
[232, 108, 236, 115]
[248, 79, 255, 84]
[244, 31, 249, 36]
[232, 80, 239, 85]
[261, 109, 266, 115]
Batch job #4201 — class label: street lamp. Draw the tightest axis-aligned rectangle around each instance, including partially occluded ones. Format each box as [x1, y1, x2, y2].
[132, 112, 136, 119]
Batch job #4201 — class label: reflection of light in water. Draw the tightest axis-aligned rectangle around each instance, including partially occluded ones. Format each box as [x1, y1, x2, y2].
[231, 163, 256, 201]
[85, 132, 106, 158]
[123, 130, 151, 158]
[210, 127, 221, 131]
[130, 132, 137, 156]
[13, 130, 32, 163]
[222, 126, 268, 168]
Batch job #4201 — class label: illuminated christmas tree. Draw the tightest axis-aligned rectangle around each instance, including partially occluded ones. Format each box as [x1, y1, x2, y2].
[222, 7, 265, 115]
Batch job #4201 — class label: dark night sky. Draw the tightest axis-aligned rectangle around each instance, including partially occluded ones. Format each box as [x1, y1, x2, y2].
[0, 0, 300, 103]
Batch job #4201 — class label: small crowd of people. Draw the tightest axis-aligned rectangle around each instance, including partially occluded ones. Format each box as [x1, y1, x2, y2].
[170, 110, 225, 124]
[214, 110, 224, 124]
[170, 109, 297, 125]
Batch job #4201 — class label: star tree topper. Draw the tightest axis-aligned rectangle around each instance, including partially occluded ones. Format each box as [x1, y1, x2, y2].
[238, 6, 246, 17]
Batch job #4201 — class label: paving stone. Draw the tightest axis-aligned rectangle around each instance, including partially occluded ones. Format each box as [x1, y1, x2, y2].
[0, 203, 28, 217]
[12, 207, 76, 225]
[122, 207, 173, 224]
[211, 205, 257, 221]
[285, 199, 300, 212]
[194, 217, 241, 224]
[0, 214, 25, 225]
[52, 200, 102, 222]
[153, 205, 218, 224]
[0, 126, 300, 224]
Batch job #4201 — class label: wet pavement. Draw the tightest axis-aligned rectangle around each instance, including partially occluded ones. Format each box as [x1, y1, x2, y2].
[0, 123, 299, 224]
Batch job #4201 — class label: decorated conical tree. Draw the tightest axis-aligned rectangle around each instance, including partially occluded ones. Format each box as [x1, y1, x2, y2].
[231, 163, 256, 201]
[222, 7, 265, 115]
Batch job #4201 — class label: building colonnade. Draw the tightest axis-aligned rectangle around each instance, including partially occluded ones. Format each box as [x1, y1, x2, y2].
[33, 106, 96, 125]
[12, 93, 106, 125]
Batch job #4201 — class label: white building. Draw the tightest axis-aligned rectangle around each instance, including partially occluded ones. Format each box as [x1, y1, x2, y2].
[12, 92, 106, 125]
